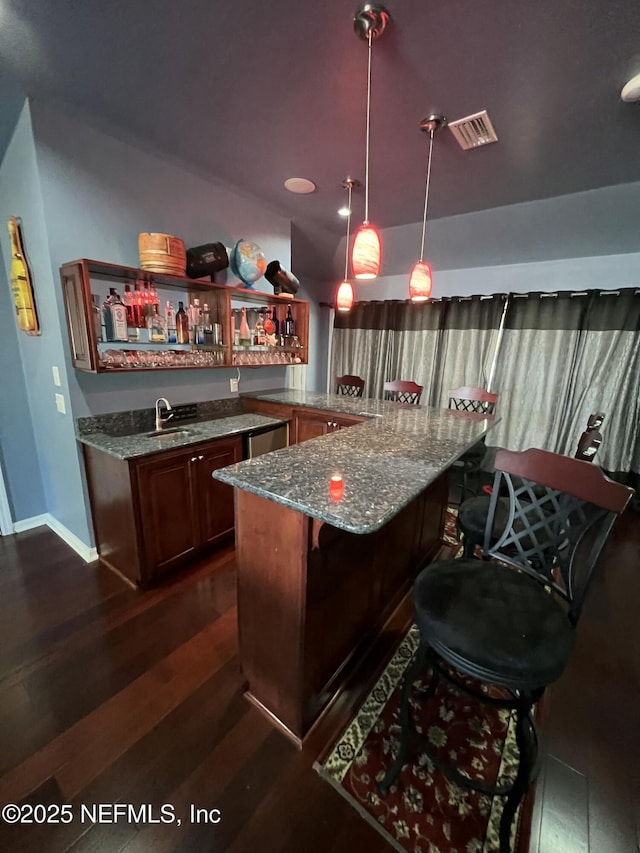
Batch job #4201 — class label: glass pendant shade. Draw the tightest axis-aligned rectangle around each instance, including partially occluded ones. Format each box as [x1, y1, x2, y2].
[336, 280, 354, 312]
[352, 224, 381, 279]
[409, 260, 433, 302]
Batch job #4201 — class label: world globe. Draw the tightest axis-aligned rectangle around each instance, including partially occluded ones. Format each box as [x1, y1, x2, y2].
[229, 239, 267, 288]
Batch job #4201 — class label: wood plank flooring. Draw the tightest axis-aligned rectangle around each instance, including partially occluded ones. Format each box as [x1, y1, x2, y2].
[0, 513, 638, 852]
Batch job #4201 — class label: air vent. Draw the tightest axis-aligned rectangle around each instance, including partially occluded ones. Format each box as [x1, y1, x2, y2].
[448, 110, 498, 150]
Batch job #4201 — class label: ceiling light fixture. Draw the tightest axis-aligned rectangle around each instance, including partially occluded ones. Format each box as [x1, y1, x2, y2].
[409, 113, 447, 302]
[336, 178, 359, 312]
[284, 177, 317, 194]
[351, 3, 390, 280]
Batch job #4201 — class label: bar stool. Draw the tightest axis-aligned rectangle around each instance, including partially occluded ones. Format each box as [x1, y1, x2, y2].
[458, 412, 606, 558]
[336, 375, 365, 397]
[448, 386, 499, 499]
[383, 380, 423, 405]
[380, 448, 633, 853]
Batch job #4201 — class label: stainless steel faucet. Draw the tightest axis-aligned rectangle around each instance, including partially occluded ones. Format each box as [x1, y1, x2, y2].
[154, 397, 174, 431]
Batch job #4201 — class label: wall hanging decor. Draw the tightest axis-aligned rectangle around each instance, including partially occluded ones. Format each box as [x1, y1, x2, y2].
[7, 216, 40, 335]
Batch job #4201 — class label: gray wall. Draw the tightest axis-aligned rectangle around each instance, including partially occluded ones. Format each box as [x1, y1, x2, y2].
[0, 104, 71, 530]
[0, 245, 45, 520]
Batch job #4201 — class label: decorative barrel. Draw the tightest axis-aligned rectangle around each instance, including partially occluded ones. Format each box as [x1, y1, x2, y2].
[138, 233, 187, 276]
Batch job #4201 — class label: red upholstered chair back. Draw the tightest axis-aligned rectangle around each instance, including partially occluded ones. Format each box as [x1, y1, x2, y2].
[384, 380, 423, 405]
[448, 386, 499, 415]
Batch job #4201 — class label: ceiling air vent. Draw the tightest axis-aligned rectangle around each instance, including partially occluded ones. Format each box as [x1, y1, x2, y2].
[448, 110, 498, 150]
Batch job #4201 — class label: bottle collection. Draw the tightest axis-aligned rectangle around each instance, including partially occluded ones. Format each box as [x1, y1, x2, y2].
[93, 279, 303, 369]
[96, 281, 223, 349]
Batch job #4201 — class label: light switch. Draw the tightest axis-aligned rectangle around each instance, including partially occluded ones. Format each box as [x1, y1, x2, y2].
[55, 393, 66, 414]
[52, 366, 61, 386]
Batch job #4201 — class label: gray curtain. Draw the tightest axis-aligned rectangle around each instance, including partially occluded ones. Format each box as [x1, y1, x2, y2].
[332, 296, 505, 403]
[331, 289, 640, 475]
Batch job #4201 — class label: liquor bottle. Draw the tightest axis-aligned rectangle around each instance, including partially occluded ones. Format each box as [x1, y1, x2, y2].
[91, 294, 103, 342]
[176, 301, 189, 344]
[239, 307, 251, 346]
[189, 298, 203, 344]
[123, 283, 139, 341]
[147, 305, 167, 342]
[255, 312, 267, 346]
[7, 217, 38, 333]
[165, 301, 177, 344]
[202, 303, 213, 345]
[284, 304, 295, 337]
[102, 288, 128, 342]
[133, 280, 146, 330]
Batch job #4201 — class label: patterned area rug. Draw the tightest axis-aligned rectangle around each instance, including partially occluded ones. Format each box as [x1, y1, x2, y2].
[443, 504, 461, 548]
[315, 627, 534, 853]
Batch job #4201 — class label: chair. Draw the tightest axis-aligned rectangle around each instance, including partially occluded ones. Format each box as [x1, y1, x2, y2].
[383, 380, 423, 405]
[380, 448, 633, 853]
[336, 374, 365, 397]
[448, 386, 499, 498]
[458, 411, 606, 558]
[448, 385, 499, 415]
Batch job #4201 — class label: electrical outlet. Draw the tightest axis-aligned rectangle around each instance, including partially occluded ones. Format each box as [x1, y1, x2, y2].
[52, 365, 61, 386]
[229, 378, 239, 393]
[55, 393, 66, 414]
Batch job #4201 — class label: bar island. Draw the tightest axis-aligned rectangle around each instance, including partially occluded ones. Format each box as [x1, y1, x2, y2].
[214, 392, 498, 746]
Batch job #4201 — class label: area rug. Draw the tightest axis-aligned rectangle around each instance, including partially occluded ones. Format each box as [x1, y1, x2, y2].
[315, 625, 534, 853]
[443, 504, 461, 547]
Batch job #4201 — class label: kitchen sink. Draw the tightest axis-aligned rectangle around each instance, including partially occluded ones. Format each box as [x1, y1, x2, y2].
[145, 428, 192, 441]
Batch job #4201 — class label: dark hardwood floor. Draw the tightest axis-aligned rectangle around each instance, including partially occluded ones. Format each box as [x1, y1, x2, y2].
[0, 512, 638, 852]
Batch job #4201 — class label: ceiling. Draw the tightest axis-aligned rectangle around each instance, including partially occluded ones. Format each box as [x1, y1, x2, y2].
[1, 0, 640, 279]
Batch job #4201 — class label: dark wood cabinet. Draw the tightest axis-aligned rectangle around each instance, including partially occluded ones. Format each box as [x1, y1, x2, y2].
[291, 408, 366, 444]
[83, 435, 242, 586]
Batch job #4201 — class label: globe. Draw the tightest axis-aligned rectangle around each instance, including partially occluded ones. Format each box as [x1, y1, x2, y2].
[229, 239, 267, 288]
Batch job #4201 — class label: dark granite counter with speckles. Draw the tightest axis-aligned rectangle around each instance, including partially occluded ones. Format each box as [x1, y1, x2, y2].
[215, 391, 498, 534]
[76, 408, 288, 460]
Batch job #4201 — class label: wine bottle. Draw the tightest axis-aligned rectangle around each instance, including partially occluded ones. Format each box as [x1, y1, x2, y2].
[165, 301, 177, 344]
[91, 294, 103, 342]
[7, 217, 38, 333]
[176, 301, 189, 344]
[284, 305, 295, 337]
[102, 288, 128, 342]
[239, 307, 251, 346]
[123, 283, 138, 341]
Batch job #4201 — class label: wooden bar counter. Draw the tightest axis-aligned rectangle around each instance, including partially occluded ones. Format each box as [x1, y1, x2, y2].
[215, 393, 498, 746]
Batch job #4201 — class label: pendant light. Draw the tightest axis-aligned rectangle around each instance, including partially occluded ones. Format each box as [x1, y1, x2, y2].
[351, 4, 390, 280]
[336, 178, 359, 312]
[409, 113, 447, 302]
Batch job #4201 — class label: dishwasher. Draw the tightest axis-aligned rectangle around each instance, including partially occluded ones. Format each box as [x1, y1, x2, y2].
[244, 423, 289, 458]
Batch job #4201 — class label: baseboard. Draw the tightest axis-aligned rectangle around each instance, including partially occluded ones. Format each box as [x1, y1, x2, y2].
[12, 513, 98, 563]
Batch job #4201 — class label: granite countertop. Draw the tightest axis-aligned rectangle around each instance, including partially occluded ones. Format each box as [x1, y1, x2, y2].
[76, 411, 288, 460]
[215, 391, 498, 535]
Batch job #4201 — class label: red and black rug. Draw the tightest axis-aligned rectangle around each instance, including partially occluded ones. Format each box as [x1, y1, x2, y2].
[314, 625, 534, 853]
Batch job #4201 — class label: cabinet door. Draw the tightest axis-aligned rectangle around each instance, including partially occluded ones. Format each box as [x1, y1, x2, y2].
[135, 450, 200, 578]
[194, 437, 243, 547]
[293, 412, 331, 444]
[332, 414, 366, 430]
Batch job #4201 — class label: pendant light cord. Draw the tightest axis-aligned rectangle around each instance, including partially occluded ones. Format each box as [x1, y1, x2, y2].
[344, 183, 353, 280]
[419, 129, 435, 261]
[363, 32, 373, 225]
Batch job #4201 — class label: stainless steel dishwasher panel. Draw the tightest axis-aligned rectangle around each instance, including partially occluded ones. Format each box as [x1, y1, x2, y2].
[245, 423, 289, 458]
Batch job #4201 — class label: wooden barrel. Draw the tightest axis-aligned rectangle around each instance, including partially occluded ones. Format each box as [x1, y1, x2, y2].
[138, 233, 186, 275]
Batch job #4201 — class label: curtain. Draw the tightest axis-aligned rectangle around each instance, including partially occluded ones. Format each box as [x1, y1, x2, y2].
[331, 289, 640, 475]
[332, 296, 504, 403]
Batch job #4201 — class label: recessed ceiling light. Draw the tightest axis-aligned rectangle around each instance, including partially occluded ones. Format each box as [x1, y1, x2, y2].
[284, 177, 317, 194]
[338, 206, 351, 217]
